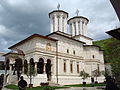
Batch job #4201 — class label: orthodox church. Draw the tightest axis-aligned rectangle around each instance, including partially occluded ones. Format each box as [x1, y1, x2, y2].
[3, 7, 105, 86]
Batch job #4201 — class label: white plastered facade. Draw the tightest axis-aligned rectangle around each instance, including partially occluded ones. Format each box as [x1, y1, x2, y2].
[4, 9, 105, 86]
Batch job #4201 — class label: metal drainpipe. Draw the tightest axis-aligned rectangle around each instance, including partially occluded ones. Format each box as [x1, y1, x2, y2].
[56, 41, 58, 84]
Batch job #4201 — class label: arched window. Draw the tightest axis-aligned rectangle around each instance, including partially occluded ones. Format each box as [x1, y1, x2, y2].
[63, 60, 66, 72]
[77, 62, 79, 73]
[62, 16, 65, 31]
[57, 15, 60, 31]
[46, 59, 52, 81]
[97, 64, 100, 72]
[70, 61, 73, 73]
[29, 58, 35, 75]
[67, 49, 69, 53]
[24, 60, 28, 74]
[15, 58, 23, 71]
[14, 58, 23, 80]
[37, 58, 44, 74]
[46, 43, 51, 51]
[73, 50, 75, 55]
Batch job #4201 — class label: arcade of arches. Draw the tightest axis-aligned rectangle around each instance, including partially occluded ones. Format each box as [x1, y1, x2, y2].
[5, 58, 52, 81]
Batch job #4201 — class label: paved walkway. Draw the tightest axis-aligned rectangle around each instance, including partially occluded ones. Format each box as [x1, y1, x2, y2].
[2, 88, 12, 90]
[56, 87, 105, 90]
[3, 87, 105, 90]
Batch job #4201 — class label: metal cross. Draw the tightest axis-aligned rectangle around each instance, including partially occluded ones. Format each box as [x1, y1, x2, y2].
[76, 9, 79, 16]
[57, 3, 60, 10]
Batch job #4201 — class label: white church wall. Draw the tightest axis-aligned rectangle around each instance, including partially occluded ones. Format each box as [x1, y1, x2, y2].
[11, 37, 57, 54]
[84, 46, 102, 62]
[48, 34, 84, 57]
[74, 36, 93, 45]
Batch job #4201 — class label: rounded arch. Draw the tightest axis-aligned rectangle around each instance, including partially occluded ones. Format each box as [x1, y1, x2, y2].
[24, 60, 28, 74]
[47, 59, 51, 64]
[46, 59, 52, 81]
[30, 58, 34, 64]
[29, 58, 35, 68]
[37, 58, 44, 74]
[15, 58, 23, 71]
[39, 58, 44, 63]
[24, 60, 28, 64]
[14, 58, 23, 80]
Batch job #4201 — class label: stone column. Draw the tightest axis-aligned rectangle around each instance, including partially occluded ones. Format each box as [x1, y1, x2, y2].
[4, 62, 7, 85]
[54, 14, 57, 32]
[64, 16, 67, 33]
[43, 63, 46, 74]
[35, 62, 38, 74]
[76, 21, 79, 35]
[72, 23, 75, 36]
[22, 61, 24, 74]
[9, 64, 12, 84]
[50, 16, 54, 33]
[70, 24, 72, 35]
[60, 15, 63, 32]
[83, 22, 86, 36]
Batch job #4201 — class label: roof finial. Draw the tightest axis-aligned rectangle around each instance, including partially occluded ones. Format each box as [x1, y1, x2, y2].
[57, 3, 60, 10]
[76, 9, 79, 16]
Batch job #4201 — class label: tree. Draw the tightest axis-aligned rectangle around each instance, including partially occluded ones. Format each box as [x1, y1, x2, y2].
[107, 38, 120, 77]
[92, 69, 101, 83]
[26, 58, 36, 88]
[80, 70, 90, 84]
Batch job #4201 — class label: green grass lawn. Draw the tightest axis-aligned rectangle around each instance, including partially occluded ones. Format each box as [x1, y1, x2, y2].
[5, 84, 69, 90]
[5, 83, 106, 90]
[65, 83, 106, 87]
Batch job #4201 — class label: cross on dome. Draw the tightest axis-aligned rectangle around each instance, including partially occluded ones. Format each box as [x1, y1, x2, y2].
[76, 9, 79, 16]
[57, 3, 60, 10]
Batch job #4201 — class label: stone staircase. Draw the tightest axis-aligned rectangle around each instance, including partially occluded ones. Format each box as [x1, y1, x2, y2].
[48, 81, 60, 86]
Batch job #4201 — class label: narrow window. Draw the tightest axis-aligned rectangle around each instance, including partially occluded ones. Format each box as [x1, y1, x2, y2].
[57, 16, 60, 31]
[77, 62, 79, 73]
[62, 17, 64, 31]
[92, 55, 95, 59]
[78, 21, 80, 34]
[97, 64, 100, 72]
[70, 61, 73, 73]
[74, 22, 76, 35]
[63, 60, 66, 72]
[53, 17, 55, 32]
[73, 50, 75, 55]
[67, 49, 69, 53]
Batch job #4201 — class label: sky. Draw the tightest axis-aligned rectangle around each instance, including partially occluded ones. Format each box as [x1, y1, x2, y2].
[0, 0, 120, 53]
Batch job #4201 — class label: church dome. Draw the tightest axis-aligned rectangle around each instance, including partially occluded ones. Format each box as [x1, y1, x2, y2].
[49, 9, 68, 33]
[68, 15, 89, 36]
[67, 16, 89, 23]
[49, 10, 68, 18]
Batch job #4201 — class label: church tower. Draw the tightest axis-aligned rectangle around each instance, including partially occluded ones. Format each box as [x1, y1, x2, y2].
[49, 4, 68, 33]
[68, 10, 89, 36]
[68, 10, 93, 45]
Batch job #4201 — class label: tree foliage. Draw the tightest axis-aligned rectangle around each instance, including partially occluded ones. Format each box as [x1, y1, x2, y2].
[94, 38, 120, 76]
[80, 70, 90, 81]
